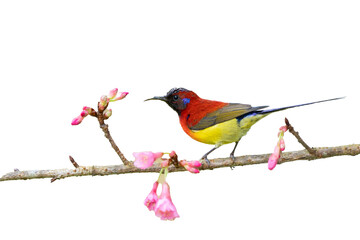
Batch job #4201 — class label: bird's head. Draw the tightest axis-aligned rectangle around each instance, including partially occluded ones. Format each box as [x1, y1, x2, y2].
[145, 87, 198, 114]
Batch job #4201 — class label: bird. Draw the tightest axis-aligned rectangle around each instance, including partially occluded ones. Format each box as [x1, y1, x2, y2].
[146, 87, 343, 165]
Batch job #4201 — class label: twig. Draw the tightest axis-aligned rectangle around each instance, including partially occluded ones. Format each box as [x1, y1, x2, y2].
[1, 144, 359, 182]
[96, 102, 130, 166]
[69, 156, 79, 168]
[285, 118, 317, 155]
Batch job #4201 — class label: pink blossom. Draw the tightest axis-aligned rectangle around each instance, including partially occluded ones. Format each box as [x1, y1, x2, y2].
[80, 110, 89, 117]
[83, 106, 92, 114]
[71, 115, 84, 125]
[108, 88, 118, 99]
[279, 138, 285, 151]
[161, 159, 170, 168]
[268, 144, 281, 170]
[179, 160, 201, 174]
[273, 145, 280, 157]
[268, 153, 279, 170]
[133, 151, 163, 169]
[187, 160, 202, 168]
[113, 92, 129, 101]
[279, 125, 288, 133]
[154, 182, 179, 221]
[169, 151, 176, 158]
[184, 165, 200, 174]
[144, 181, 159, 211]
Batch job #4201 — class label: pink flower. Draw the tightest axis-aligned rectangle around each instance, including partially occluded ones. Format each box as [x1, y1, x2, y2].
[108, 88, 118, 99]
[113, 92, 128, 101]
[279, 138, 285, 151]
[161, 159, 170, 168]
[133, 151, 163, 169]
[269, 124, 288, 170]
[169, 151, 176, 158]
[144, 181, 159, 211]
[187, 160, 202, 168]
[80, 110, 89, 118]
[154, 182, 179, 221]
[180, 160, 201, 173]
[268, 152, 279, 170]
[279, 125, 288, 133]
[268, 144, 281, 170]
[278, 126, 288, 137]
[71, 115, 84, 125]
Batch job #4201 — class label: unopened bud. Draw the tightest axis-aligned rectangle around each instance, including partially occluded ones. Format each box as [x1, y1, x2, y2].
[113, 92, 129, 101]
[268, 153, 279, 170]
[83, 106, 96, 116]
[161, 159, 170, 168]
[279, 125, 288, 133]
[187, 160, 202, 168]
[71, 115, 84, 125]
[108, 88, 118, 99]
[104, 109, 112, 119]
[80, 110, 89, 118]
[99, 95, 109, 111]
[279, 139, 285, 151]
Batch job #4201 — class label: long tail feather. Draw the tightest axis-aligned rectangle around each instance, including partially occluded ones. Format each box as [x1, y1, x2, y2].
[259, 97, 345, 114]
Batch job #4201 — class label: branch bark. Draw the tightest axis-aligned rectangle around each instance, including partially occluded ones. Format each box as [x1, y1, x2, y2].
[1, 144, 359, 182]
[96, 101, 130, 165]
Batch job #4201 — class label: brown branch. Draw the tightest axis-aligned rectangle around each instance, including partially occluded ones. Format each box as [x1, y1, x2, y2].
[96, 101, 130, 165]
[285, 118, 317, 155]
[97, 114, 130, 165]
[1, 144, 359, 182]
[69, 155, 79, 168]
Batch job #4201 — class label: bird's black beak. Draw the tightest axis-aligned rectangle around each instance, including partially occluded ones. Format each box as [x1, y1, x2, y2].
[144, 96, 167, 102]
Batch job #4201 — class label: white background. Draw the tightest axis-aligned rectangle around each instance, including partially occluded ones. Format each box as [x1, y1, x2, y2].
[1, 1, 359, 239]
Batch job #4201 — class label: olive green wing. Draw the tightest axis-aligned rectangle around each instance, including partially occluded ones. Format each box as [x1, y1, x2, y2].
[190, 103, 268, 131]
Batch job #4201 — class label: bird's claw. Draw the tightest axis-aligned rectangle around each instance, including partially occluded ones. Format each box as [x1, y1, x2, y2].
[230, 153, 236, 170]
[201, 156, 213, 170]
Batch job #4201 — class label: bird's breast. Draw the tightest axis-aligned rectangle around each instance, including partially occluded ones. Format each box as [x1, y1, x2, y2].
[180, 113, 268, 147]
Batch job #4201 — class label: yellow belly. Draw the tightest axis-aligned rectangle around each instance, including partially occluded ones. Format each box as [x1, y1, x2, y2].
[187, 114, 268, 147]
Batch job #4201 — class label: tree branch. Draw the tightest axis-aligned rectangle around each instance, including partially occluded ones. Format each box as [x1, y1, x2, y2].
[285, 117, 317, 155]
[96, 101, 130, 165]
[1, 144, 359, 182]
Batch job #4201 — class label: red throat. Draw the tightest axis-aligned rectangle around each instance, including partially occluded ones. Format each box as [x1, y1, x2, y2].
[178, 95, 228, 133]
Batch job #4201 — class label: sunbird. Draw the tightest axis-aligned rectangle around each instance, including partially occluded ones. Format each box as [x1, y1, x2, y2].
[146, 87, 342, 164]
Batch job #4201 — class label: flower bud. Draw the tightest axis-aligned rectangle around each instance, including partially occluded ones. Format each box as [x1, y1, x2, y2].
[179, 160, 201, 173]
[279, 125, 288, 133]
[279, 138, 285, 151]
[113, 92, 129, 101]
[169, 151, 177, 158]
[187, 160, 202, 168]
[184, 165, 200, 173]
[161, 159, 170, 168]
[80, 110, 89, 118]
[104, 109, 112, 119]
[99, 95, 109, 111]
[71, 115, 84, 125]
[268, 153, 279, 170]
[108, 88, 118, 99]
[83, 106, 96, 116]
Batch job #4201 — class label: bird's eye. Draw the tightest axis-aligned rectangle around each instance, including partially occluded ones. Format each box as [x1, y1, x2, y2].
[173, 95, 179, 101]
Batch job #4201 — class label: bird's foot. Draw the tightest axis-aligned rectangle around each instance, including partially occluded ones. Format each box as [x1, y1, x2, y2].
[229, 153, 236, 170]
[201, 155, 213, 170]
